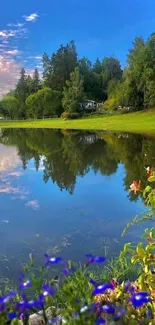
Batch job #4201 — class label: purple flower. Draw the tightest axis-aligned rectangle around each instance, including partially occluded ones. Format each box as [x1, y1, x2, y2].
[72, 312, 79, 319]
[89, 279, 98, 287]
[19, 280, 32, 290]
[94, 256, 105, 263]
[0, 291, 16, 307]
[102, 304, 115, 314]
[42, 283, 55, 297]
[63, 268, 70, 276]
[95, 318, 106, 325]
[8, 312, 17, 320]
[26, 299, 41, 310]
[113, 308, 126, 321]
[86, 254, 105, 264]
[131, 292, 150, 308]
[92, 284, 114, 296]
[45, 254, 62, 266]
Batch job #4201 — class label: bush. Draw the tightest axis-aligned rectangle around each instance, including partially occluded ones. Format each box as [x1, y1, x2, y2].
[103, 98, 118, 110]
[61, 112, 80, 120]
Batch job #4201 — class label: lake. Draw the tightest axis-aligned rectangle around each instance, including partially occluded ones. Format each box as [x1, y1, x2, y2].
[0, 128, 154, 281]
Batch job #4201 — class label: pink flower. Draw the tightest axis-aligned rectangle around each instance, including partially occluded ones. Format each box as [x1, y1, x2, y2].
[130, 181, 141, 194]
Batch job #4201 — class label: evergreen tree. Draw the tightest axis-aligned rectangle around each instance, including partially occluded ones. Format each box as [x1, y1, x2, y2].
[32, 69, 41, 93]
[43, 41, 77, 91]
[15, 68, 28, 117]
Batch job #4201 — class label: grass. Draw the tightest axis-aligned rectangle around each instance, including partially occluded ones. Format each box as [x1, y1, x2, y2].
[0, 109, 155, 134]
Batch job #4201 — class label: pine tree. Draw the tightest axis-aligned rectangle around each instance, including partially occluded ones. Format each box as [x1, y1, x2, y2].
[33, 69, 41, 93]
[15, 68, 28, 118]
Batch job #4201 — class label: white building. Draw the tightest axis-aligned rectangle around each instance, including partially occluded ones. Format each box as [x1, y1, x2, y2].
[79, 100, 97, 111]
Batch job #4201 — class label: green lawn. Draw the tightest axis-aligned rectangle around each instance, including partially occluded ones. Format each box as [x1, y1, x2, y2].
[0, 109, 155, 134]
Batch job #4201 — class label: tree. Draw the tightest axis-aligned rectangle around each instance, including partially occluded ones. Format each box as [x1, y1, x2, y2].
[15, 68, 28, 117]
[62, 67, 84, 112]
[79, 58, 103, 100]
[102, 57, 122, 95]
[93, 58, 102, 74]
[32, 69, 41, 93]
[26, 87, 62, 118]
[0, 97, 19, 119]
[43, 41, 77, 91]
[15, 68, 28, 103]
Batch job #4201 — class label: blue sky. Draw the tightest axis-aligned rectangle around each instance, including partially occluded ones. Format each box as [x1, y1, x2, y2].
[0, 0, 155, 96]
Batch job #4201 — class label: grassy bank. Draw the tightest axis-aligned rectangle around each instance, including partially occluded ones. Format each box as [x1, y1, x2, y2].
[0, 109, 155, 134]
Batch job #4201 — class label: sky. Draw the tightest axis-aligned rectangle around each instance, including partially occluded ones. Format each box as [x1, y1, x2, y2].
[1, 0, 155, 97]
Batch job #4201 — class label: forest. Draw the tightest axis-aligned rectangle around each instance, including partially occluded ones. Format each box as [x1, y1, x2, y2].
[1, 32, 155, 119]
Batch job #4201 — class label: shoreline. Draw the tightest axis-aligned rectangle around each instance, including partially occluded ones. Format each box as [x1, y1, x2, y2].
[0, 110, 155, 134]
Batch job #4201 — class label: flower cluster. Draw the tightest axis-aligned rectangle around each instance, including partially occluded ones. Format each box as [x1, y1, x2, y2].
[0, 251, 154, 325]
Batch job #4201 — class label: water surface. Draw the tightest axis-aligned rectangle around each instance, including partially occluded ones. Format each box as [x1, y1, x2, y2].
[0, 128, 154, 280]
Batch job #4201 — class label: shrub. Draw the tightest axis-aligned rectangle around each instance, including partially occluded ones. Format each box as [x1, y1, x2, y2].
[61, 112, 80, 120]
[103, 98, 118, 110]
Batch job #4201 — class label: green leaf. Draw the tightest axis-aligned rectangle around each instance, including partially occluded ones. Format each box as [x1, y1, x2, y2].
[123, 243, 131, 253]
[138, 274, 148, 291]
[136, 242, 146, 256]
[143, 185, 152, 198]
[148, 172, 155, 182]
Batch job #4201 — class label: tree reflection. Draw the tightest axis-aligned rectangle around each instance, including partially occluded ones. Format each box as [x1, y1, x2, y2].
[0, 128, 155, 198]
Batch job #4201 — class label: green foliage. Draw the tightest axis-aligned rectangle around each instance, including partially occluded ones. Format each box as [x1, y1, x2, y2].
[26, 87, 62, 118]
[43, 40, 77, 91]
[103, 98, 118, 110]
[62, 68, 84, 113]
[0, 97, 20, 119]
[61, 112, 80, 120]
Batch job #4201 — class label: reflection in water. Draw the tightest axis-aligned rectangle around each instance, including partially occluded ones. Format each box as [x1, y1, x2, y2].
[0, 128, 154, 280]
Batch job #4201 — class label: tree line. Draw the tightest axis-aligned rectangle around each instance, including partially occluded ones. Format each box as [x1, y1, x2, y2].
[0, 128, 154, 200]
[1, 33, 155, 119]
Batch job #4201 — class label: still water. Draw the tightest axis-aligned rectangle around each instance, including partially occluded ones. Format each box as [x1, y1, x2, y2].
[0, 128, 154, 280]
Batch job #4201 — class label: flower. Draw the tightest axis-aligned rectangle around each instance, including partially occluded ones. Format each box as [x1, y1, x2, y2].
[0, 291, 16, 308]
[146, 237, 153, 242]
[45, 254, 62, 265]
[145, 166, 154, 178]
[86, 254, 105, 264]
[131, 292, 150, 308]
[110, 278, 118, 288]
[42, 283, 55, 297]
[95, 318, 106, 325]
[92, 284, 114, 296]
[130, 181, 141, 194]
[80, 305, 89, 313]
[89, 278, 98, 287]
[19, 280, 32, 290]
[8, 312, 17, 320]
[113, 308, 126, 321]
[102, 304, 115, 314]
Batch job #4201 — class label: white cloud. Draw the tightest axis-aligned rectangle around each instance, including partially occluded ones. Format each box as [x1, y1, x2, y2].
[26, 200, 40, 210]
[28, 55, 42, 60]
[5, 49, 21, 56]
[24, 13, 39, 22]
[0, 28, 27, 41]
[0, 55, 21, 97]
[35, 56, 42, 60]
[0, 145, 21, 172]
[7, 23, 24, 28]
